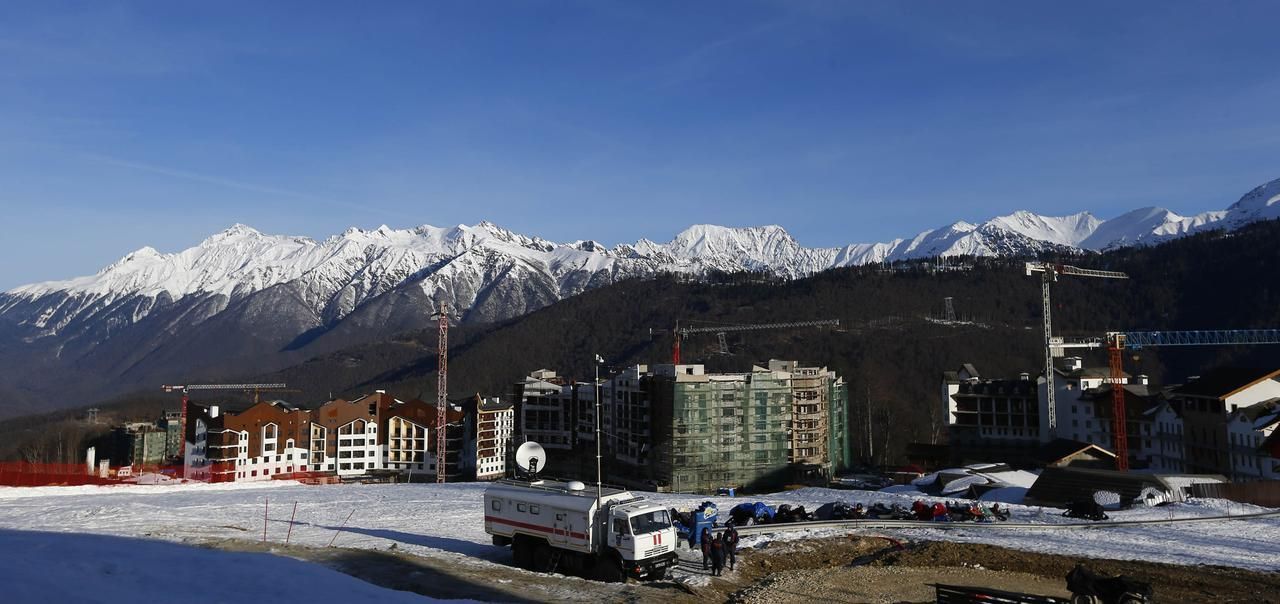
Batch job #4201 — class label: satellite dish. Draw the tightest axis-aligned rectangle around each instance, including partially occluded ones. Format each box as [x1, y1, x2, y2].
[566, 480, 586, 491]
[515, 441, 547, 477]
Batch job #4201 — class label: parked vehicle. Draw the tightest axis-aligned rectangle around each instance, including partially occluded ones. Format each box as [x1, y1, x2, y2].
[673, 501, 718, 546]
[484, 478, 679, 582]
[1066, 563, 1153, 603]
[1062, 500, 1109, 522]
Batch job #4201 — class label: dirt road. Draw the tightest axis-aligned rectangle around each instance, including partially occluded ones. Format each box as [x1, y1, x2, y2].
[209, 534, 1280, 603]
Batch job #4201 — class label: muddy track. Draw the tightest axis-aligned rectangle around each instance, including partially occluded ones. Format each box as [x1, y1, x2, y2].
[202, 535, 1279, 603]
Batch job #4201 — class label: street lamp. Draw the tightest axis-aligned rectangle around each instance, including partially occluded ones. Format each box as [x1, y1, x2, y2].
[594, 354, 604, 507]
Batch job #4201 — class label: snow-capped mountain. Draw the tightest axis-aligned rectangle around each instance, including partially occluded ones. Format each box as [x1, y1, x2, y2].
[0, 176, 1276, 418]
[5, 177, 1280, 339]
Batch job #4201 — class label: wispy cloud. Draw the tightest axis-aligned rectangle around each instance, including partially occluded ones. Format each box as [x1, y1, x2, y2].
[82, 153, 412, 219]
[650, 18, 792, 90]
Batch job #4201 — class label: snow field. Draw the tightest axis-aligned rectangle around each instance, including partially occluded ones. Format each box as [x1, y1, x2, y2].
[0, 529, 460, 604]
[0, 479, 1276, 593]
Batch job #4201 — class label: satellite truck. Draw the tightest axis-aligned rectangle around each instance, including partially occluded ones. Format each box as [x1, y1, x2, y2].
[484, 442, 679, 582]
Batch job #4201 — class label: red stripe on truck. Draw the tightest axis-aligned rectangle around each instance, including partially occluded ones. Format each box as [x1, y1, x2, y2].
[485, 515, 588, 540]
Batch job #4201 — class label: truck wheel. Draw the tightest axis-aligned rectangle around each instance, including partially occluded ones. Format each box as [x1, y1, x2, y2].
[492, 535, 511, 547]
[512, 537, 534, 570]
[532, 542, 555, 573]
[595, 556, 625, 583]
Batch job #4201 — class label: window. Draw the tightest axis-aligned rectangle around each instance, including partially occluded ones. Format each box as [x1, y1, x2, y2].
[612, 518, 629, 535]
[530, 505, 540, 515]
[491, 500, 501, 512]
[630, 510, 671, 534]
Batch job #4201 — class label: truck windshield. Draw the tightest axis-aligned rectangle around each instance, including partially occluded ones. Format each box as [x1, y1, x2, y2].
[629, 510, 671, 534]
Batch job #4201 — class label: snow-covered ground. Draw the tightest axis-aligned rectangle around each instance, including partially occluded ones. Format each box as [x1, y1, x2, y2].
[0, 479, 1276, 598]
[0, 529, 457, 604]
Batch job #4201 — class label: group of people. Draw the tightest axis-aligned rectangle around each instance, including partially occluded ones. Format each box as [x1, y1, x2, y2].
[691, 524, 739, 576]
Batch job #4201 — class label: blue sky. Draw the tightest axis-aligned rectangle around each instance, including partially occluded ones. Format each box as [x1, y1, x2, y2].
[2, 2, 1279, 289]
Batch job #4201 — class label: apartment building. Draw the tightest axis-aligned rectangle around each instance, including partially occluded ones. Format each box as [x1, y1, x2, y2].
[769, 360, 844, 467]
[1166, 368, 1280, 478]
[1146, 400, 1186, 473]
[943, 361, 1280, 479]
[1227, 400, 1280, 480]
[1073, 382, 1161, 468]
[182, 390, 508, 483]
[515, 370, 576, 450]
[944, 357, 1151, 459]
[461, 396, 515, 481]
[652, 363, 796, 492]
[604, 364, 651, 467]
[945, 372, 1041, 447]
[183, 400, 312, 482]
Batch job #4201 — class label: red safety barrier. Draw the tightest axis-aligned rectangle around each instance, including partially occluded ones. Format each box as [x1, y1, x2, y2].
[0, 462, 185, 487]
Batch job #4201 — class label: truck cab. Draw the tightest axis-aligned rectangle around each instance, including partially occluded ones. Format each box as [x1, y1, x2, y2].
[605, 503, 676, 577]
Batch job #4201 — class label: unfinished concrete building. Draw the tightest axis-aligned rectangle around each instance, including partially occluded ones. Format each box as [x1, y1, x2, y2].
[604, 364, 651, 468]
[651, 364, 796, 492]
[515, 370, 576, 450]
[768, 360, 847, 470]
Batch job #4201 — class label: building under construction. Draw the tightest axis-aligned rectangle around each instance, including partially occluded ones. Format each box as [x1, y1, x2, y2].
[515, 359, 849, 493]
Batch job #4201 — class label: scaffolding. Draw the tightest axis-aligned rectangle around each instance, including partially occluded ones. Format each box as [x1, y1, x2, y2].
[827, 377, 851, 475]
[657, 367, 794, 492]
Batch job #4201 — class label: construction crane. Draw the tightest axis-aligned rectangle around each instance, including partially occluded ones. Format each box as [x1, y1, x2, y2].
[662, 319, 841, 363]
[1025, 262, 1129, 439]
[431, 302, 452, 484]
[1055, 329, 1280, 470]
[160, 382, 289, 476]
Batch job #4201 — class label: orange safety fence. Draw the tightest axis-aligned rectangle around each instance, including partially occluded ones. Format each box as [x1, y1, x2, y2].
[0, 461, 184, 487]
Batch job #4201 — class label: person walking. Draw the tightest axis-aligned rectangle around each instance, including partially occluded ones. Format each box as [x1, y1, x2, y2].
[723, 523, 739, 571]
[709, 534, 725, 576]
[700, 527, 711, 570]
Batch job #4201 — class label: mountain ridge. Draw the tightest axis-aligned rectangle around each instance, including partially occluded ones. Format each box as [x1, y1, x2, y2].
[0, 176, 1277, 418]
[11, 175, 1280, 306]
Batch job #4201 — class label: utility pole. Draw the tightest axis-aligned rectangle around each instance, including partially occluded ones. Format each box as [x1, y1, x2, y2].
[594, 354, 604, 507]
[865, 383, 873, 467]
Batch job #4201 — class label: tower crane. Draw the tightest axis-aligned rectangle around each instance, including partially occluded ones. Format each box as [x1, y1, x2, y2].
[1025, 262, 1129, 439]
[660, 319, 841, 364]
[432, 302, 453, 484]
[1054, 329, 1280, 470]
[161, 382, 289, 476]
